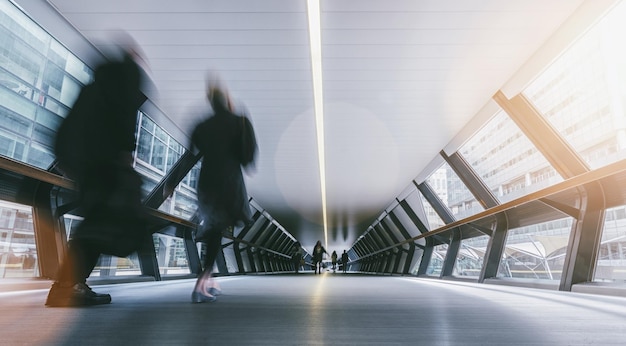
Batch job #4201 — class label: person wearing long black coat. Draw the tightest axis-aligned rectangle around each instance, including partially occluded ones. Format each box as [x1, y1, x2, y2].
[46, 48, 148, 307]
[190, 85, 258, 303]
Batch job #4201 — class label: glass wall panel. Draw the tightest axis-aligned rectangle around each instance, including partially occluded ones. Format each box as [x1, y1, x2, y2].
[0, 0, 93, 169]
[223, 244, 237, 273]
[459, 110, 562, 203]
[134, 112, 198, 220]
[426, 163, 484, 220]
[426, 244, 447, 276]
[0, 200, 37, 278]
[497, 218, 572, 280]
[153, 233, 190, 276]
[453, 235, 489, 278]
[523, 1, 626, 169]
[409, 248, 423, 275]
[390, 206, 420, 238]
[595, 205, 626, 282]
[419, 193, 445, 230]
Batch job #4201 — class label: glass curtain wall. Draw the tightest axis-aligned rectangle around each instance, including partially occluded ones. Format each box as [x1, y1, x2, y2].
[524, 1, 626, 170]
[0, 0, 92, 169]
[0, 0, 92, 278]
[459, 110, 562, 203]
[522, 1, 626, 283]
[0, 0, 200, 278]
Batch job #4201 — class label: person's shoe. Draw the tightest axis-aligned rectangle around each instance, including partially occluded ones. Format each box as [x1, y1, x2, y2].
[45, 282, 112, 307]
[207, 287, 222, 296]
[191, 291, 216, 303]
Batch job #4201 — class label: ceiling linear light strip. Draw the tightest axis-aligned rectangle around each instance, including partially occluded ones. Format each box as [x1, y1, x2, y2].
[307, 0, 328, 250]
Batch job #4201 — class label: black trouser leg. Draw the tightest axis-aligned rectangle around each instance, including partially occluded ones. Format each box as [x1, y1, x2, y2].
[57, 238, 101, 285]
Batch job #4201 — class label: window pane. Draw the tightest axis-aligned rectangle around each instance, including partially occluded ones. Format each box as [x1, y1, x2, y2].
[453, 236, 489, 278]
[153, 233, 190, 276]
[419, 191, 445, 230]
[426, 162, 484, 220]
[498, 218, 572, 280]
[0, 200, 37, 278]
[523, 1, 626, 169]
[136, 126, 152, 163]
[459, 110, 562, 203]
[0, 0, 92, 169]
[596, 206, 626, 282]
[426, 244, 447, 276]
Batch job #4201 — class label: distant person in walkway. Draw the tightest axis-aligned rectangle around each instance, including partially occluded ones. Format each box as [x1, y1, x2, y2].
[341, 250, 349, 273]
[331, 250, 338, 272]
[46, 34, 150, 307]
[292, 242, 303, 273]
[190, 79, 258, 303]
[313, 240, 327, 274]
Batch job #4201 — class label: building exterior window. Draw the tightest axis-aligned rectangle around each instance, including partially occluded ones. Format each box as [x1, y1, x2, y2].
[134, 112, 199, 221]
[153, 233, 190, 276]
[523, 1, 626, 170]
[458, 110, 562, 203]
[0, 0, 92, 170]
[0, 200, 37, 278]
[426, 162, 484, 221]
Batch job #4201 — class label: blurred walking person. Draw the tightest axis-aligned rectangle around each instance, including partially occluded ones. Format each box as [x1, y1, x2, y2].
[341, 250, 349, 273]
[46, 34, 149, 307]
[312, 241, 327, 275]
[190, 79, 258, 303]
[331, 250, 338, 272]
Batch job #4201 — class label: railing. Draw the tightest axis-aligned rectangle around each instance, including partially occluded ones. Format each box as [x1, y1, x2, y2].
[0, 155, 294, 263]
[357, 158, 626, 260]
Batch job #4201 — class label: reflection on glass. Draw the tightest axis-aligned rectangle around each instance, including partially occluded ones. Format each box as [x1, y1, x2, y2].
[497, 218, 572, 280]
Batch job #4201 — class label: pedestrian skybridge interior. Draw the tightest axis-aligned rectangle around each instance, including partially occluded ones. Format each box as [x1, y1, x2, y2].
[3, 0, 626, 306]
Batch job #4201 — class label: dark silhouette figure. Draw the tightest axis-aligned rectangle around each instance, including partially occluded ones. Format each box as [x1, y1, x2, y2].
[46, 43, 148, 307]
[341, 250, 349, 273]
[312, 241, 327, 274]
[331, 250, 338, 271]
[190, 83, 258, 303]
[292, 242, 303, 273]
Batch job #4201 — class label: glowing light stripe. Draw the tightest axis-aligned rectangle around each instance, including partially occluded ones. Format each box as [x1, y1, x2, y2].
[307, 0, 328, 249]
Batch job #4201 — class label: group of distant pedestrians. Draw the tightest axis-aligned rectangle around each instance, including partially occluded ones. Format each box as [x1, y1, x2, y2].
[291, 241, 349, 274]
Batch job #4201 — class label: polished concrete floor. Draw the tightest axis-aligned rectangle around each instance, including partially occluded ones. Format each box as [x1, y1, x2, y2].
[1, 273, 625, 345]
